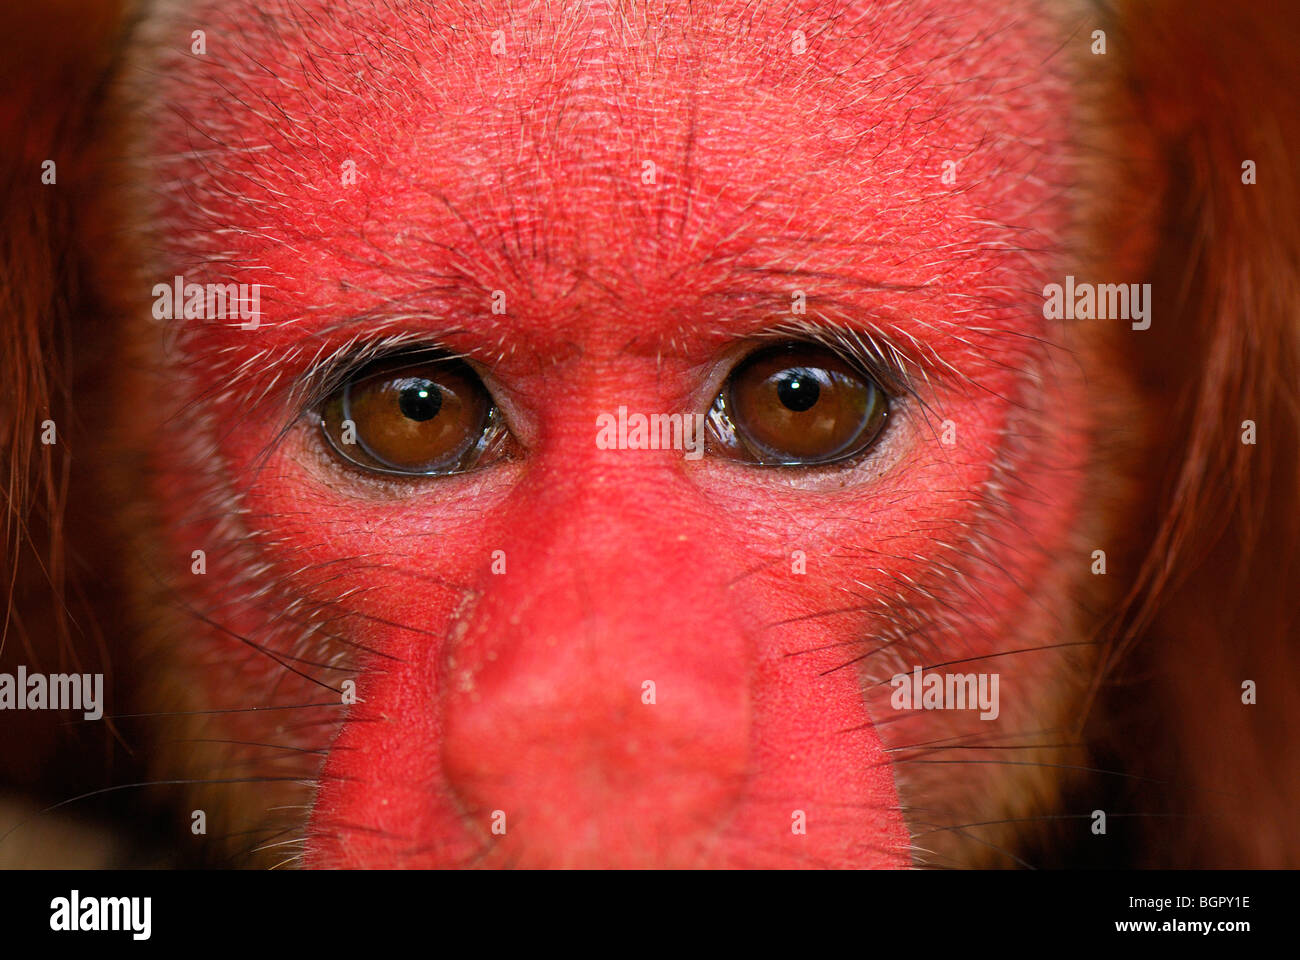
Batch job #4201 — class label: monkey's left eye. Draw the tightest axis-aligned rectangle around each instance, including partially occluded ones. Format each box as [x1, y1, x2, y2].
[319, 356, 505, 476]
[708, 343, 890, 466]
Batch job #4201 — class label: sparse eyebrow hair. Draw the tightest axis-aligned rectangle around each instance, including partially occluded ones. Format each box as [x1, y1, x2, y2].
[282, 328, 475, 415]
[208, 271, 1029, 461]
[130, 0, 1075, 442]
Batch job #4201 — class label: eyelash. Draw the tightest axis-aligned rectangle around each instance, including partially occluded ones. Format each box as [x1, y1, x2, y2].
[291, 325, 919, 413]
[748, 322, 920, 403]
[292, 336, 466, 419]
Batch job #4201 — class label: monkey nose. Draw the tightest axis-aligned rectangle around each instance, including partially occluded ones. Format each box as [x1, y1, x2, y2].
[439, 530, 753, 867]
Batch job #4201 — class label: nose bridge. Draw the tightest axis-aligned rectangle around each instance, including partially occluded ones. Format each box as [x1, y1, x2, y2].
[439, 463, 753, 859]
[459, 454, 748, 689]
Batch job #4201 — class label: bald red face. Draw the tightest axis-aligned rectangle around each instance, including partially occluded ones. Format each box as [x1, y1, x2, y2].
[134, 0, 1089, 867]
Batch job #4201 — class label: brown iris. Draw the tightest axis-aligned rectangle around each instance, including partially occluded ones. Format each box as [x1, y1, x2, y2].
[320, 356, 493, 475]
[716, 344, 889, 465]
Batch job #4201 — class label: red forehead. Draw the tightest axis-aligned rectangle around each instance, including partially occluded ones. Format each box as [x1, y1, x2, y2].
[143, 0, 1075, 381]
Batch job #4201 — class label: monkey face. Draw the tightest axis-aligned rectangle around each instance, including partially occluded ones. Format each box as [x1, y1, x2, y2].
[115, 0, 1108, 868]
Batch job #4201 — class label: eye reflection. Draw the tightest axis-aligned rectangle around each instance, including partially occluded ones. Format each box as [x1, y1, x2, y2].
[709, 343, 890, 465]
[319, 355, 502, 476]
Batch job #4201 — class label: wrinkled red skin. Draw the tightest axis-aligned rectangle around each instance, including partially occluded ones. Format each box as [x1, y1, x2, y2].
[140, 0, 1083, 867]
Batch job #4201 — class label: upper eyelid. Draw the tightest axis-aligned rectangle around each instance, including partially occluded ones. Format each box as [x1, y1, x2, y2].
[247, 334, 469, 470]
[289, 324, 930, 418]
[731, 325, 940, 460]
[291, 337, 469, 415]
[745, 320, 927, 403]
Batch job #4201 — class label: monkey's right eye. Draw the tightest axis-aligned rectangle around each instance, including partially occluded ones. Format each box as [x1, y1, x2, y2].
[319, 356, 504, 476]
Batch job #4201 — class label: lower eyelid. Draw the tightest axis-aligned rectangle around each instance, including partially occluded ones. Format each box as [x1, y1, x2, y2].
[297, 415, 516, 499]
[319, 405, 511, 478]
[701, 399, 914, 492]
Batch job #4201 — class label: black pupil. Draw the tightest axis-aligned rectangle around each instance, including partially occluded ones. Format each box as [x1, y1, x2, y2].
[775, 369, 820, 412]
[398, 379, 442, 421]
